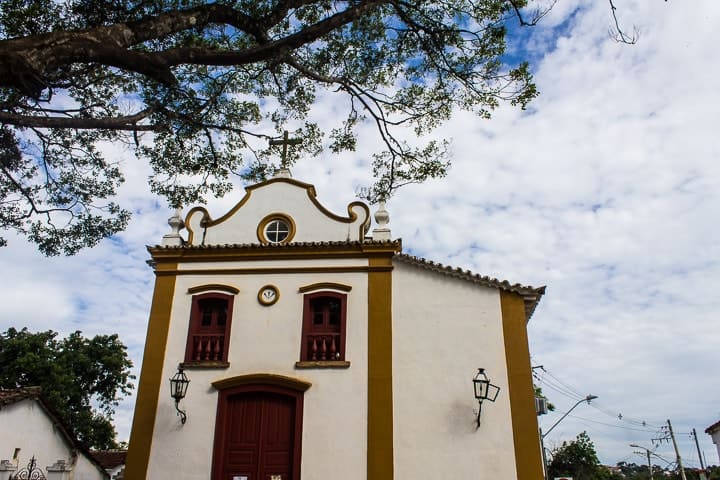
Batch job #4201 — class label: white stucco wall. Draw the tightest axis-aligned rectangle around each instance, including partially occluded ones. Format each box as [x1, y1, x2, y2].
[146, 262, 370, 480]
[0, 399, 105, 480]
[185, 180, 369, 245]
[75, 453, 107, 480]
[710, 429, 720, 463]
[391, 261, 519, 479]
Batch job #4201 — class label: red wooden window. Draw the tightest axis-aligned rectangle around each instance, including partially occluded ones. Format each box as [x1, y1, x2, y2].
[300, 292, 347, 361]
[184, 292, 234, 363]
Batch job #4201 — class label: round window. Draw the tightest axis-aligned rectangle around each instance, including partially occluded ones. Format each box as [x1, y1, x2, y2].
[265, 219, 290, 243]
[257, 214, 295, 244]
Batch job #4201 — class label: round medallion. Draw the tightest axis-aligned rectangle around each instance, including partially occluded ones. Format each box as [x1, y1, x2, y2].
[258, 285, 279, 306]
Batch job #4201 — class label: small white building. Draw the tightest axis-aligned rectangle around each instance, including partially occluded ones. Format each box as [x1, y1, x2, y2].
[0, 387, 109, 480]
[706, 420, 720, 463]
[125, 174, 546, 480]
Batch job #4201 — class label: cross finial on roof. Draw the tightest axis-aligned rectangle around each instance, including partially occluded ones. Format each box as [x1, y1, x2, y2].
[269, 130, 302, 167]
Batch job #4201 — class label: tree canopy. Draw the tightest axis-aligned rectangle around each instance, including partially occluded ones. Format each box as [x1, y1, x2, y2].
[0, 327, 134, 449]
[0, 0, 546, 255]
[548, 431, 621, 480]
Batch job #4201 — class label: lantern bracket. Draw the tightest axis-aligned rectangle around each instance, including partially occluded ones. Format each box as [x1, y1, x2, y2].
[472, 368, 500, 429]
[169, 367, 190, 424]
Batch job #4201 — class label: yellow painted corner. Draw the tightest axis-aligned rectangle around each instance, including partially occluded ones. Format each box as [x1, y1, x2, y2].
[500, 290, 544, 480]
[125, 268, 177, 480]
[367, 255, 394, 480]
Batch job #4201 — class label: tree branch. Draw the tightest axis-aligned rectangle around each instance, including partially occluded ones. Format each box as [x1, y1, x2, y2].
[608, 0, 639, 44]
[0, 1, 389, 97]
[0, 108, 157, 130]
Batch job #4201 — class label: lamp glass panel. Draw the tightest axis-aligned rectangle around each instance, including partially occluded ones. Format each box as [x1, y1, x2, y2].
[486, 383, 500, 402]
[473, 369, 490, 400]
[474, 379, 488, 399]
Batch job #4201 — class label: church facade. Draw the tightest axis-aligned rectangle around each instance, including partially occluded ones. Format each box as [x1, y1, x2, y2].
[125, 172, 545, 480]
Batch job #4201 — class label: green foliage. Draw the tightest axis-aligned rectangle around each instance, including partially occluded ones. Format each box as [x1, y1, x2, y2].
[616, 462, 717, 480]
[534, 384, 555, 411]
[0, 327, 134, 449]
[0, 0, 541, 254]
[615, 461, 657, 480]
[548, 431, 621, 480]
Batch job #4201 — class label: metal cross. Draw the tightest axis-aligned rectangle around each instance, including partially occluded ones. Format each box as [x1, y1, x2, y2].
[269, 130, 302, 167]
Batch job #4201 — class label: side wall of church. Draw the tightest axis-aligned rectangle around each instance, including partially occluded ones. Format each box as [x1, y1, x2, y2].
[145, 259, 370, 480]
[391, 262, 519, 479]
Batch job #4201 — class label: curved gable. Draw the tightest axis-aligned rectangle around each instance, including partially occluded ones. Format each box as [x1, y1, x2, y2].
[185, 178, 370, 245]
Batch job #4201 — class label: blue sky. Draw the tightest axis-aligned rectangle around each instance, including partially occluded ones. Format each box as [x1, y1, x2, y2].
[1, 0, 719, 469]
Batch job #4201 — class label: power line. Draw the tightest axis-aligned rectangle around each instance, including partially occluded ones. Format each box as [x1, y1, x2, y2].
[566, 413, 659, 433]
[533, 371, 583, 401]
[543, 368, 586, 398]
[531, 362, 585, 401]
[588, 402, 663, 429]
[532, 361, 664, 431]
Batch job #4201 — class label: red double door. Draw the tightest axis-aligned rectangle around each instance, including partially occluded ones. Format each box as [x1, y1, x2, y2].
[213, 388, 300, 480]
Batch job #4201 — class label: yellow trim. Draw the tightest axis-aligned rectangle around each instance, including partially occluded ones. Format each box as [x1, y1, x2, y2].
[348, 201, 372, 239]
[298, 282, 353, 293]
[125, 263, 178, 480]
[367, 255, 394, 480]
[156, 266, 394, 277]
[184, 206, 212, 245]
[246, 177, 318, 196]
[500, 291, 544, 480]
[256, 212, 296, 244]
[184, 178, 372, 244]
[186, 284, 239, 295]
[257, 284, 280, 306]
[212, 373, 311, 392]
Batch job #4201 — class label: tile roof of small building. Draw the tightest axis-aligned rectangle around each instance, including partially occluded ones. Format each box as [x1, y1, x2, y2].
[91, 450, 127, 470]
[0, 386, 43, 406]
[706, 419, 720, 434]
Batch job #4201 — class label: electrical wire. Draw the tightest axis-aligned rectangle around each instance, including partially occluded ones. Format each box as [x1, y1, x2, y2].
[565, 413, 659, 433]
[532, 359, 701, 471]
[533, 370, 583, 401]
[587, 402, 663, 429]
[532, 361, 664, 431]
[543, 368, 586, 398]
[532, 364, 585, 400]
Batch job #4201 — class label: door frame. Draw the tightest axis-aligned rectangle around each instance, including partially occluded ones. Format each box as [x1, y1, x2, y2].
[211, 374, 311, 480]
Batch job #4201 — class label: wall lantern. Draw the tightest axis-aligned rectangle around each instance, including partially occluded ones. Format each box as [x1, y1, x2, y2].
[169, 367, 190, 424]
[473, 368, 500, 428]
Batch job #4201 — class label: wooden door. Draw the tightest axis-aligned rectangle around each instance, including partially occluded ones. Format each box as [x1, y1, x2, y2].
[214, 389, 300, 480]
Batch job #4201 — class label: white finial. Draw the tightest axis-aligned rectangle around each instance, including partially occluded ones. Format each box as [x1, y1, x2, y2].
[162, 207, 184, 246]
[372, 199, 391, 240]
[273, 167, 293, 178]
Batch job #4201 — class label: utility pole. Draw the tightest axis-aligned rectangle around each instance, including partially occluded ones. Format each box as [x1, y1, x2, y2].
[630, 444, 654, 480]
[691, 428, 708, 480]
[540, 428, 550, 480]
[667, 419, 687, 480]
